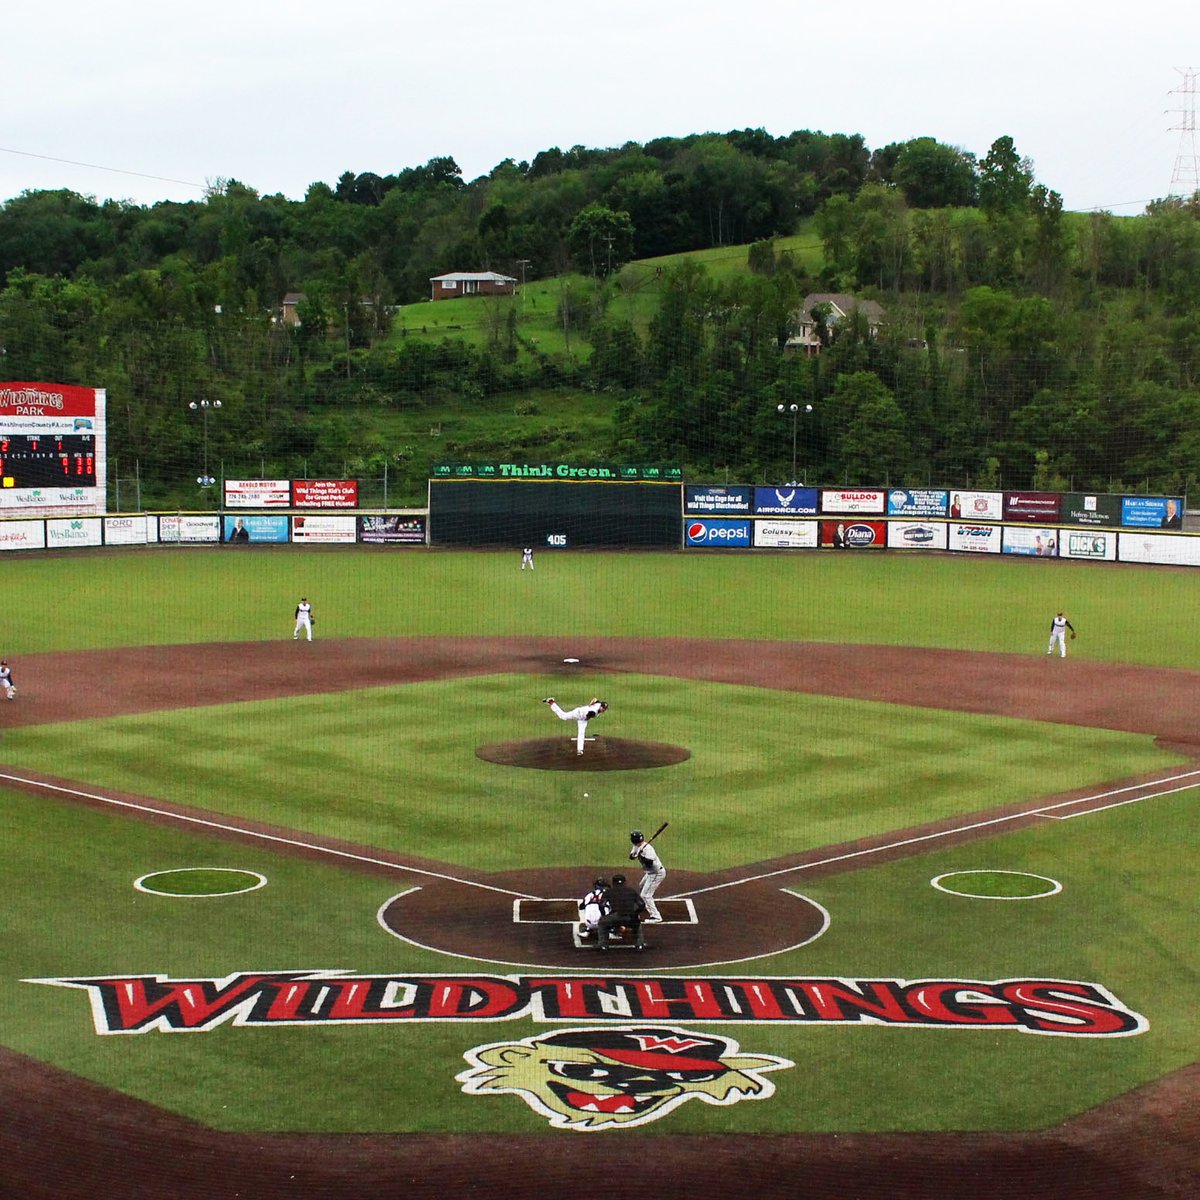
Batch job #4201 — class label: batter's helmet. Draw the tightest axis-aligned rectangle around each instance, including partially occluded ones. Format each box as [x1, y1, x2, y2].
[630, 830, 644, 844]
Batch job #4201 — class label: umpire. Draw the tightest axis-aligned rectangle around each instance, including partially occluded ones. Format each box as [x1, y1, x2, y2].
[596, 873, 646, 951]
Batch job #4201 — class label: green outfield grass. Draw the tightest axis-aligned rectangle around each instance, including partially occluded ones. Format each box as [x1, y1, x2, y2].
[4, 548, 1200, 668]
[0, 677, 1181, 871]
[3, 781, 1195, 1135]
[1, 546, 1198, 1140]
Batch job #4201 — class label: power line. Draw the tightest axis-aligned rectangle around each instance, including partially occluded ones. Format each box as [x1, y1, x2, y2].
[0, 146, 205, 192]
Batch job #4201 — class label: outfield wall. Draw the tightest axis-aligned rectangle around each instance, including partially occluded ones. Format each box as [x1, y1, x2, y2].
[1, 510, 1198, 569]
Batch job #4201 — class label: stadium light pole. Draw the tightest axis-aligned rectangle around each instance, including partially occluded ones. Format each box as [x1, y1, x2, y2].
[776, 402, 814, 484]
[188, 398, 222, 487]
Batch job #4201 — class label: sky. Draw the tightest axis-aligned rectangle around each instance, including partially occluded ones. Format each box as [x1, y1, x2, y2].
[3, 0, 1195, 214]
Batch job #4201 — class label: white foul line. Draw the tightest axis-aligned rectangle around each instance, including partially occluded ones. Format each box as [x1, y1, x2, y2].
[676, 768, 1200, 898]
[0, 771, 537, 900]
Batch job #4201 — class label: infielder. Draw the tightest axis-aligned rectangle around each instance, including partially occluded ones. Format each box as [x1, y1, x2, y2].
[543, 696, 607, 755]
[629, 830, 665, 921]
[577, 877, 609, 937]
[1047, 611, 1076, 657]
[0, 659, 14, 700]
[521, 546, 535, 570]
[293, 597, 314, 641]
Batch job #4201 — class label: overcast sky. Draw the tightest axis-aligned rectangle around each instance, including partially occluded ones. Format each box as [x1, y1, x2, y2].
[3, 0, 1194, 214]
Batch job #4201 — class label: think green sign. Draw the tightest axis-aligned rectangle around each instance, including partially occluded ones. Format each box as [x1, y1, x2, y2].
[431, 462, 682, 481]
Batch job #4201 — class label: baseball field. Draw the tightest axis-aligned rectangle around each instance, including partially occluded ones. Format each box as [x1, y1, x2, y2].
[1, 546, 1198, 1199]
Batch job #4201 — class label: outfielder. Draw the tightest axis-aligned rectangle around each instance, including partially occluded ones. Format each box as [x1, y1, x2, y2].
[0, 659, 14, 700]
[521, 546, 535, 570]
[293, 597, 314, 641]
[629, 830, 665, 921]
[1047, 611, 1076, 657]
[543, 696, 607, 755]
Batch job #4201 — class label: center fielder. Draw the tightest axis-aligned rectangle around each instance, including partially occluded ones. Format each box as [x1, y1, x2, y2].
[629, 829, 666, 921]
[543, 696, 607, 755]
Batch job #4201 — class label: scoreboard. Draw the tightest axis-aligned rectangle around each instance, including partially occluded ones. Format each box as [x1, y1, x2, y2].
[0, 433, 97, 488]
[0, 382, 106, 515]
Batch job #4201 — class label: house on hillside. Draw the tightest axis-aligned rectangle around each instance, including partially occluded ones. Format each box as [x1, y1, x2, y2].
[280, 292, 306, 326]
[430, 271, 517, 301]
[785, 293, 886, 355]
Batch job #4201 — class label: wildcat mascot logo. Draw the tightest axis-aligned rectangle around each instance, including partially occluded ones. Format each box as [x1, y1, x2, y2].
[457, 1024, 792, 1130]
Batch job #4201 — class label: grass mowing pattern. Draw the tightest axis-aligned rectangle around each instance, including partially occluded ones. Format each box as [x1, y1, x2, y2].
[0, 675, 1181, 872]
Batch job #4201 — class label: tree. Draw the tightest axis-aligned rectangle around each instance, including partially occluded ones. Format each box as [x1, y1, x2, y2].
[892, 138, 978, 208]
[978, 136, 1033, 216]
[567, 204, 634, 277]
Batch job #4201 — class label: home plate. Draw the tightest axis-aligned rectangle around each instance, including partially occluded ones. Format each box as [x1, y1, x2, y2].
[563, 657, 579, 663]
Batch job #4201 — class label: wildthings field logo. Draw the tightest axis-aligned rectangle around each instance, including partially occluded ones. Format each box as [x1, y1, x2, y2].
[27, 971, 1148, 1037]
[457, 1025, 792, 1130]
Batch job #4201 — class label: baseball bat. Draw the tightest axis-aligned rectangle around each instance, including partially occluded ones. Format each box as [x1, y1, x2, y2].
[647, 821, 669, 843]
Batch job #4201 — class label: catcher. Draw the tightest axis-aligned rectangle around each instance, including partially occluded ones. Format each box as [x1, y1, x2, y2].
[1047, 611, 1076, 658]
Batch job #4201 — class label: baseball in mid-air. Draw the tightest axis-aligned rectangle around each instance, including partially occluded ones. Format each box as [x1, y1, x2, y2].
[583, 792, 589, 798]
[805, 404, 813, 412]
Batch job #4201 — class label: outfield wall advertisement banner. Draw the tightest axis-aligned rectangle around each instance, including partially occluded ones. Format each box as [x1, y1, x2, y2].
[1121, 496, 1184, 529]
[1118, 531, 1200, 566]
[684, 485, 752, 515]
[1061, 530, 1117, 561]
[360, 515, 427, 544]
[754, 486, 819, 515]
[224, 480, 291, 508]
[1002, 527, 1059, 556]
[887, 489, 948, 517]
[820, 489, 886, 514]
[159, 515, 220, 543]
[822, 520, 886, 548]
[46, 517, 102, 548]
[887, 521, 947, 550]
[949, 522, 1002, 553]
[1061, 493, 1123, 527]
[291, 515, 357, 544]
[293, 480, 359, 508]
[949, 491, 1003, 521]
[0, 518, 46, 550]
[224, 515, 289, 544]
[1004, 492, 1061, 523]
[686, 518, 750, 547]
[103, 515, 157, 545]
[753, 520, 819, 548]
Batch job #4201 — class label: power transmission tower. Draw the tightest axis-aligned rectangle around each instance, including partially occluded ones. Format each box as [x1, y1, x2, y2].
[1167, 67, 1200, 200]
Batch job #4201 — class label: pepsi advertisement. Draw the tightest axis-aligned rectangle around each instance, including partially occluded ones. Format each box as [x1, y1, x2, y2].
[753, 485, 819, 515]
[685, 518, 751, 547]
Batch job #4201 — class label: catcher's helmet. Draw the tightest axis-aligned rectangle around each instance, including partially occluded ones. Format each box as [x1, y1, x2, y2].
[593, 877, 608, 890]
[630, 830, 644, 844]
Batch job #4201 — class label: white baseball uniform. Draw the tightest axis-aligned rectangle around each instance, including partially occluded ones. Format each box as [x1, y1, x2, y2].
[1047, 613, 1074, 657]
[630, 838, 665, 920]
[294, 599, 313, 641]
[546, 698, 606, 754]
[521, 547, 534, 570]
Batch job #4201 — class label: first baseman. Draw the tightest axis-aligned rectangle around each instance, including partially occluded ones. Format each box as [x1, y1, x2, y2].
[629, 830, 665, 921]
[1047, 611, 1076, 657]
[293, 597, 314, 641]
[543, 696, 607, 755]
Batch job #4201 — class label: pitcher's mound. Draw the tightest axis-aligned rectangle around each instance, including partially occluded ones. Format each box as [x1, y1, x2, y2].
[477, 737, 690, 771]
